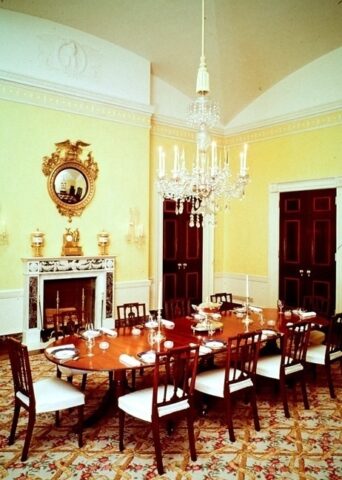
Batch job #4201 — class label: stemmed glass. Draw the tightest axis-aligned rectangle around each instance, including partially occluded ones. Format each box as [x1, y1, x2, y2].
[147, 329, 156, 353]
[277, 299, 284, 314]
[86, 335, 95, 356]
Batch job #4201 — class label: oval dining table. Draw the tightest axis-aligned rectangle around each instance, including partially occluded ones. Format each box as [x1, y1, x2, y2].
[44, 307, 328, 426]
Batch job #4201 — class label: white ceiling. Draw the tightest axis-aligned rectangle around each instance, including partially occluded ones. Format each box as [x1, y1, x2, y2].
[1, 0, 342, 124]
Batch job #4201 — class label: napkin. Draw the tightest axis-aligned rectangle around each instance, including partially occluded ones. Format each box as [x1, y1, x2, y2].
[139, 352, 156, 363]
[119, 354, 141, 367]
[161, 319, 175, 329]
[199, 345, 212, 356]
[46, 343, 75, 354]
[101, 327, 118, 336]
[299, 311, 316, 319]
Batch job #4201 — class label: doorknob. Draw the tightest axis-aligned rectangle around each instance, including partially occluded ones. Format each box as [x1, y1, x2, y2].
[306, 269, 311, 277]
[182, 263, 187, 269]
[299, 269, 304, 277]
[177, 263, 182, 270]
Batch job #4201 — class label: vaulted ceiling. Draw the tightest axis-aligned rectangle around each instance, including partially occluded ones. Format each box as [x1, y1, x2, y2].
[1, 0, 342, 124]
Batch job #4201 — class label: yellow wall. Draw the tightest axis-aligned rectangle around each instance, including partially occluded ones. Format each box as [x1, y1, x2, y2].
[0, 99, 150, 289]
[217, 114, 342, 275]
[1, 95, 341, 293]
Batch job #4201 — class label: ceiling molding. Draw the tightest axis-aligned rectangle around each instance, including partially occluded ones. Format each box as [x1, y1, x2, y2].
[0, 77, 152, 128]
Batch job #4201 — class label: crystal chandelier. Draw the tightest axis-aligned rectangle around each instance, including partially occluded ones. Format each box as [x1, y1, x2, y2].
[157, 0, 249, 227]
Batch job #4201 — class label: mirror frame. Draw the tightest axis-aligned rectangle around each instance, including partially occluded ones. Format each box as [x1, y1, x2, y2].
[42, 140, 98, 221]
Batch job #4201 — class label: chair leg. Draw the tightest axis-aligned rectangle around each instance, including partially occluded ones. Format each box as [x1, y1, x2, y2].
[225, 395, 235, 442]
[250, 388, 260, 431]
[8, 402, 20, 445]
[77, 405, 84, 448]
[151, 421, 164, 475]
[325, 363, 336, 399]
[21, 410, 36, 461]
[186, 411, 197, 461]
[81, 374, 87, 391]
[55, 410, 60, 427]
[280, 377, 290, 418]
[118, 410, 125, 451]
[299, 375, 310, 410]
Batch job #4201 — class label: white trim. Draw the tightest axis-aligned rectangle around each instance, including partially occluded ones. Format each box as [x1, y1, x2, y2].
[269, 177, 342, 313]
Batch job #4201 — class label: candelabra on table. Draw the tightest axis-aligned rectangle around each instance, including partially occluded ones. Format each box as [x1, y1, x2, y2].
[154, 309, 165, 343]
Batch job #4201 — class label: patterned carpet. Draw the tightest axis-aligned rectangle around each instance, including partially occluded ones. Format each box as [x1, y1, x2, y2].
[0, 353, 341, 479]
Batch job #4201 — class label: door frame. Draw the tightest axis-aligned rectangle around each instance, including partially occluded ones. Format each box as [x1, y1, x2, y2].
[268, 176, 342, 313]
[154, 197, 214, 309]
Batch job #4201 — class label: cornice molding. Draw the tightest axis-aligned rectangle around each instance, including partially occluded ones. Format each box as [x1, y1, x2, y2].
[225, 108, 342, 145]
[0, 77, 152, 128]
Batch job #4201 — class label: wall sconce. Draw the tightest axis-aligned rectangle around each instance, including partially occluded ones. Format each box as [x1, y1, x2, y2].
[97, 230, 110, 256]
[0, 206, 8, 246]
[0, 225, 8, 246]
[126, 208, 145, 245]
[31, 229, 45, 257]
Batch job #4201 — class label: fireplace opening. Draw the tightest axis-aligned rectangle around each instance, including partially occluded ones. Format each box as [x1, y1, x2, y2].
[42, 277, 96, 338]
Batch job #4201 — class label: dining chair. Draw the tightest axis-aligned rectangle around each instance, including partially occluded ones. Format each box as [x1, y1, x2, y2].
[116, 302, 147, 390]
[163, 298, 192, 320]
[53, 310, 89, 391]
[210, 292, 233, 303]
[210, 292, 235, 314]
[302, 295, 330, 317]
[6, 337, 84, 461]
[306, 313, 342, 398]
[194, 331, 262, 442]
[116, 302, 147, 327]
[256, 321, 311, 418]
[118, 344, 200, 475]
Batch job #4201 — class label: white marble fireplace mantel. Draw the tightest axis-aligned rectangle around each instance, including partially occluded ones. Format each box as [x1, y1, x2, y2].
[22, 255, 116, 348]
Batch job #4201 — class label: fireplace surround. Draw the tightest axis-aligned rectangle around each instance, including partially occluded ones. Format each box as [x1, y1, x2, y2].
[22, 255, 115, 347]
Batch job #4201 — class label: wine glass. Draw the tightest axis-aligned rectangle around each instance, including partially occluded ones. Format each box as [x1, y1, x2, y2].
[208, 320, 215, 337]
[277, 299, 284, 314]
[147, 329, 156, 353]
[86, 336, 95, 356]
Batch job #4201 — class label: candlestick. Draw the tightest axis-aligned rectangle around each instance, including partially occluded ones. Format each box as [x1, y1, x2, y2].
[157, 281, 162, 312]
[246, 274, 249, 301]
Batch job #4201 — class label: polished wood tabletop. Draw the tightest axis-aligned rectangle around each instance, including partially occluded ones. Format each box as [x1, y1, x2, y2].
[44, 307, 327, 373]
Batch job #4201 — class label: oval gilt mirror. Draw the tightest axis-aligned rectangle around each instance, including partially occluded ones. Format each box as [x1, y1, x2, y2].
[42, 140, 98, 221]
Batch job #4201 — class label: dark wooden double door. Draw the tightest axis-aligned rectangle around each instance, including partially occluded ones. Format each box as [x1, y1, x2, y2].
[162, 200, 203, 306]
[279, 188, 336, 315]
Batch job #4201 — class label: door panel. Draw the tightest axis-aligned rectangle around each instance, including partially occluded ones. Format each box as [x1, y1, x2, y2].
[279, 188, 336, 315]
[163, 200, 203, 307]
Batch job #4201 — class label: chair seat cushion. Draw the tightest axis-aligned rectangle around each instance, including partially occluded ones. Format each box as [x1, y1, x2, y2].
[309, 330, 325, 345]
[256, 355, 304, 379]
[306, 344, 326, 365]
[16, 377, 85, 413]
[194, 368, 253, 397]
[306, 344, 342, 364]
[118, 385, 189, 423]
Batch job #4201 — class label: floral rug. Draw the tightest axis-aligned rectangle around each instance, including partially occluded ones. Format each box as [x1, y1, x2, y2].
[0, 353, 341, 479]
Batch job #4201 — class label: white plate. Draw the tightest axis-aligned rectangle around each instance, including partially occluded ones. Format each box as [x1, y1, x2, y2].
[192, 321, 223, 332]
[54, 349, 77, 360]
[145, 321, 158, 329]
[82, 329, 100, 339]
[204, 340, 225, 350]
